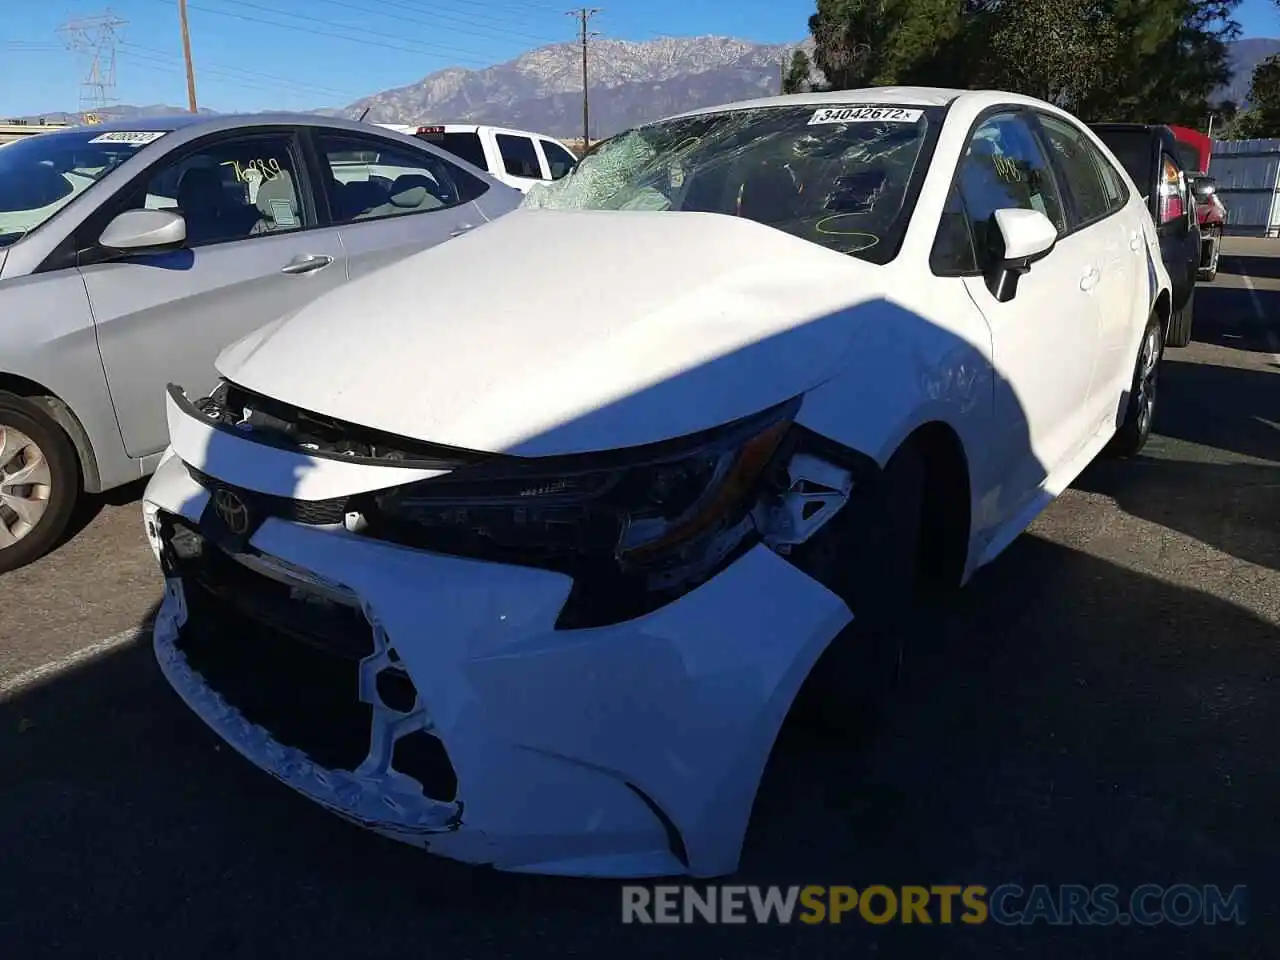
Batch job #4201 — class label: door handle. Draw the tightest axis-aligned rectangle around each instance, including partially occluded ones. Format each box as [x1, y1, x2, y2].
[280, 253, 335, 276]
[449, 223, 475, 238]
[1129, 231, 1143, 251]
[1080, 266, 1102, 291]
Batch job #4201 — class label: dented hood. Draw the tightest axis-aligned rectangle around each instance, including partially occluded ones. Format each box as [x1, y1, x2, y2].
[216, 209, 886, 456]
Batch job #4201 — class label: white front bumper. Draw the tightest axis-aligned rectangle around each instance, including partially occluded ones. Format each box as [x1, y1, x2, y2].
[144, 393, 852, 878]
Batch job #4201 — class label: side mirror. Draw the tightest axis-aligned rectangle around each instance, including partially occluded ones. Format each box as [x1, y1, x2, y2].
[98, 208, 187, 253]
[984, 207, 1058, 303]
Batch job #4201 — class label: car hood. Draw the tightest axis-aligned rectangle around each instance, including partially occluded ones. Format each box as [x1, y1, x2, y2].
[216, 209, 887, 456]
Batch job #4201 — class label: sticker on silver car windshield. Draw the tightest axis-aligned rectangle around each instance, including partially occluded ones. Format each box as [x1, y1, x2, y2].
[809, 106, 923, 125]
[87, 131, 168, 146]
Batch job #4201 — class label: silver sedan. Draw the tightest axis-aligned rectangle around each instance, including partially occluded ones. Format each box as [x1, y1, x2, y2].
[0, 113, 521, 572]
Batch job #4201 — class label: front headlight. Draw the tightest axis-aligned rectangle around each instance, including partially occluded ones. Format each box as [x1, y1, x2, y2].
[366, 398, 799, 580]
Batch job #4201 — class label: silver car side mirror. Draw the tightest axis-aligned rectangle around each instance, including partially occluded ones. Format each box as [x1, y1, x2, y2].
[99, 208, 187, 252]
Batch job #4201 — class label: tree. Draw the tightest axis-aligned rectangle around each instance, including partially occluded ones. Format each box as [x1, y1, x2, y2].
[1233, 54, 1280, 137]
[783, 49, 814, 94]
[808, 0, 970, 89]
[987, 0, 1119, 110]
[806, 0, 1242, 125]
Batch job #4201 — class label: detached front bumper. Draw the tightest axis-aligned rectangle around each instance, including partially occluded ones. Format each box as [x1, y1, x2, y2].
[144, 391, 852, 878]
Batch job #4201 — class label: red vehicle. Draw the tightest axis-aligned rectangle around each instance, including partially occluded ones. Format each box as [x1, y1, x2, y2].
[1169, 125, 1225, 281]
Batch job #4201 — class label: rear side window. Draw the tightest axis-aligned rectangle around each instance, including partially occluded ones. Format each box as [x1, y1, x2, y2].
[496, 134, 543, 179]
[540, 140, 577, 179]
[1038, 115, 1111, 227]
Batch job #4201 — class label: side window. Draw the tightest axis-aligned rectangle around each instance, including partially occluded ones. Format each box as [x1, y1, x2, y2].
[316, 131, 488, 225]
[130, 134, 307, 246]
[956, 112, 1065, 266]
[540, 140, 577, 180]
[496, 134, 543, 179]
[930, 183, 978, 275]
[1037, 114, 1111, 227]
[1091, 149, 1128, 214]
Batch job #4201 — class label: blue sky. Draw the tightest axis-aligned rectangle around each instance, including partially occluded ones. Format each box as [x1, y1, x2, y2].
[1, 0, 1277, 117]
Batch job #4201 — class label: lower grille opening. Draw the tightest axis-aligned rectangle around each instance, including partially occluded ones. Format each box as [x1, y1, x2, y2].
[163, 515, 459, 802]
[178, 579, 376, 771]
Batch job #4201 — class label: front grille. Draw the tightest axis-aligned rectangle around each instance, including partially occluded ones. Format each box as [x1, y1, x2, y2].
[186, 464, 349, 526]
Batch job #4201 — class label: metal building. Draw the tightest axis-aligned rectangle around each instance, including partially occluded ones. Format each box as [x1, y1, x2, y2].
[1210, 138, 1280, 237]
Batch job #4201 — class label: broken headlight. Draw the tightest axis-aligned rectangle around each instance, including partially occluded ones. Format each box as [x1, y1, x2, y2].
[366, 398, 799, 585]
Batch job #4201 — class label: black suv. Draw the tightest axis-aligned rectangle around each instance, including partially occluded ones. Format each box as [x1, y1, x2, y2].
[1090, 123, 1201, 347]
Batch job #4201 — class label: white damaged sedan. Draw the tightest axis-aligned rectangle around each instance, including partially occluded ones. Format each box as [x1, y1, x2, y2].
[143, 88, 1172, 878]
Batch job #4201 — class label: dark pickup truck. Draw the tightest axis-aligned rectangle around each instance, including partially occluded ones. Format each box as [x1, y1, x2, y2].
[1091, 123, 1201, 347]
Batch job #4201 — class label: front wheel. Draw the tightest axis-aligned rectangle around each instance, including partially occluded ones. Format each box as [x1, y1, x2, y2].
[1107, 314, 1163, 459]
[0, 393, 81, 574]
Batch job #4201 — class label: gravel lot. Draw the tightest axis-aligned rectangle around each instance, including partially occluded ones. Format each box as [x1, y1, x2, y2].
[1, 238, 1277, 958]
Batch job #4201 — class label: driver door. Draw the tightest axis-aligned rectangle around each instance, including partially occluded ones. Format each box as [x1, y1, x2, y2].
[78, 129, 346, 459]
[956, 111, 1102, 524]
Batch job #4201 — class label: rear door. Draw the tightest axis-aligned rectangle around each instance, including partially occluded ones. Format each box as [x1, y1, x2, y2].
[310, 127, 495, 281]
[79, 128, 345, 459]
[1035, 112, 1137, 404]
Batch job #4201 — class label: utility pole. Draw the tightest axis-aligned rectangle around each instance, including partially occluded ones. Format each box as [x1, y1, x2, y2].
[567, 8, 601, 150]
[178, 0, 198, 112]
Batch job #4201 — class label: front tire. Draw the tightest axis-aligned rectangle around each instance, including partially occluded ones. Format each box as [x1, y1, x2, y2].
[1107, 314, 1163, 459]
[0, 393, 80, 574]
[796, 441, 925, 736]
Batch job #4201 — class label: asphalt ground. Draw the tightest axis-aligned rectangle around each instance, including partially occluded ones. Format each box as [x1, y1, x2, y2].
[1, 237, 1277, 957]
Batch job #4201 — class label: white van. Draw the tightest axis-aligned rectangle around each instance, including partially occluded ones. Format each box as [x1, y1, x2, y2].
[392, 124, 579, 193]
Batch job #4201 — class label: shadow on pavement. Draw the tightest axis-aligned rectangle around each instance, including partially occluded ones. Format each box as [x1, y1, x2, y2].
[58, 476, 149, 551]
[1072, 359, 1279, 570]
[1192, 281, 1280, 356]
[1220, 254, 1280, 281]
[1, 532, 1275, 958]
[1152, 359, 1279, 463]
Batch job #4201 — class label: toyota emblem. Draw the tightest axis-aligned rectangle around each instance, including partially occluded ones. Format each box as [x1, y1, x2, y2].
[213, 488, 251, 535]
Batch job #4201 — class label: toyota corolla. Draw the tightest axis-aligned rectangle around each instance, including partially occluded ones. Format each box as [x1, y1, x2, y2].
[142, 88, 1172, 879]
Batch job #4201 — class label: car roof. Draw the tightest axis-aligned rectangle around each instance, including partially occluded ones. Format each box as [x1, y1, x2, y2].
[663, 87, 1059, 123]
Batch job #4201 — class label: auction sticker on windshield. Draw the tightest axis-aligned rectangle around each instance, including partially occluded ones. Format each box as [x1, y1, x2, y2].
[87, 131, 168, 146]
[809, 107, 923, 125]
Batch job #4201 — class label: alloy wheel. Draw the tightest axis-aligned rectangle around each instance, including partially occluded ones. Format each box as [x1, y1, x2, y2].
[0, 425, 52, 549]
[1135, 326, 1160, 437]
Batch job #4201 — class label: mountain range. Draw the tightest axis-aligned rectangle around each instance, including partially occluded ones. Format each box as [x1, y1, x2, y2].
[16, 34, 1280, 139]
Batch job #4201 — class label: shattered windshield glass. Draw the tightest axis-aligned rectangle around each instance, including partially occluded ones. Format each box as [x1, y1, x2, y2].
[0, 129, 166, 247]
[522, 103, 944, 264]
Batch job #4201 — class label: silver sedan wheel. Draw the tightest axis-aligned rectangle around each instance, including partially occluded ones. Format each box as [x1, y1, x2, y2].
[0, 425, 52, 549]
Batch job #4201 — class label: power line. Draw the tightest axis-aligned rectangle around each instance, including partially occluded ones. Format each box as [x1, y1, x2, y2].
[117, 44, 360, 104]
[57, 11, 128, 123]
[155, 0, 500, 64]
[567, 7, 601, 147]
[316, 0, 566, 47]
[121, 42, 359, 101]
